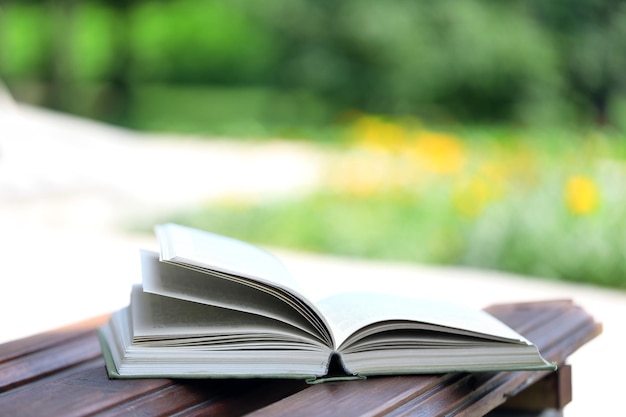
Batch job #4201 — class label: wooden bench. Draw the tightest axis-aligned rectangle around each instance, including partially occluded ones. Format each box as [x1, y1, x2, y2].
[0, 299, 600, 416]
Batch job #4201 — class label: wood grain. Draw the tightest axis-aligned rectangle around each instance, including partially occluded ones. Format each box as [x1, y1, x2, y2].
[0, 300, 601, 417]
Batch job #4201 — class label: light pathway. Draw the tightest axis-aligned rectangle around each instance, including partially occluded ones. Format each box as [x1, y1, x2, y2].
[0, 95, 325, 337]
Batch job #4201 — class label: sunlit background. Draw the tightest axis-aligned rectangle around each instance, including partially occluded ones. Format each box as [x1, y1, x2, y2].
[1, 1, 625, 414]
[3, 0, 626, 289]
[0, 0, 626, 289]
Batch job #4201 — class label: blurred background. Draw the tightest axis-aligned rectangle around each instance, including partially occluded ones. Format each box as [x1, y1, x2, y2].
[4, 0, 625, 289]
[1, 1, 625, 414]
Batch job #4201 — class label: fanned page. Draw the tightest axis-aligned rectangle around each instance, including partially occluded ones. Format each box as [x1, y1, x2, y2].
[130, 285, 326, 349]
[155, 223, 301, 291]
[102, 286, 332, 379]
[154, 223, 334, 346]
[315, 292, 532, 350]
[140, 250, 327, 344]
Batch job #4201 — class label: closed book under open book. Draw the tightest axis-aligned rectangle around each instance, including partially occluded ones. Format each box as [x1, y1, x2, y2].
[99, 223, 555, 382]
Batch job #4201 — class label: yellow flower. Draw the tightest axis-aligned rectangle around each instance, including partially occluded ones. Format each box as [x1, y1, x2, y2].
[411, 131, 466, 175]
[564, 176, 599, 215]
[351, 116, 407, 154]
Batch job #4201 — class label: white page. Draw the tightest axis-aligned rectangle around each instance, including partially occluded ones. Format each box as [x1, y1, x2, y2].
[140, 250, 323, 339]
[154, 224, 334, 345]
[156, 223, 302, 292]
[105, 307, 331, 378]
[130, 285, 324, 348]
[315, 292, 530, 350]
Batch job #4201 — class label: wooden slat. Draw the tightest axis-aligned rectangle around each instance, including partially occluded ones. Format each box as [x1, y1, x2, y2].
[484, 300, 575, 331]
[0, 314, 110, 364]
[94, 381, 219, 417]
[0, 362, 174, 417]
[0, 324, 309, 417]
[245, 300, 601, 417]
[1, 349, 278, 417]
[97, 379, 308, 417]
[0, 330, 103, 392]
[242, 374, 458, 417]
[169, 379, 309, 417]
[0, 300, 601, 417]
[394, 301, 602, 417]
[500, 364, 572, 411]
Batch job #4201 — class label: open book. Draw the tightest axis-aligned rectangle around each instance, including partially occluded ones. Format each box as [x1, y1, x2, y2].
[99, 223, 555, 382]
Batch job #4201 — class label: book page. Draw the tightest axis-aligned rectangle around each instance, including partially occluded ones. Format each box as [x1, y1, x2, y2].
[154, 224, 334, 346]
[315, 292, 529, 350]
[130, 285, 325, 349]
[156, 223, 302, 292]
[140, 250, 325, 341]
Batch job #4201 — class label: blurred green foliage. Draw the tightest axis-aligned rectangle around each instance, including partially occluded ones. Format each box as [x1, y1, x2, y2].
[128, 1, 276, 83]
[128, 85, 335, 138]
[158, 121, 626, 289]
[0, 4, 50, 79]
[2, 0, 626, 131]
[66, 3, 120, 82]
[3, 1, 626, 289]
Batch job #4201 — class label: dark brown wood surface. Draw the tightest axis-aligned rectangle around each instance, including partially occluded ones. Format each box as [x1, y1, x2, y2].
[0, 300, 601, 417]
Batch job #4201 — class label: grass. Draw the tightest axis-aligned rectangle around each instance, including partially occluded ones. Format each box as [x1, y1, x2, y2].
[151, 116, 626, 290]
[163, 192, 464, 264]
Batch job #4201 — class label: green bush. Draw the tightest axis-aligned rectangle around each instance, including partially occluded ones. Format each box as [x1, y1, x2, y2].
[126, 84, 337, 137]
[328, 1, 561, 121]
[128, 0, 278, 83]
[0, 5, 50, 78]
[65, 3, 120, 82]
[2, 0, 626, 129]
